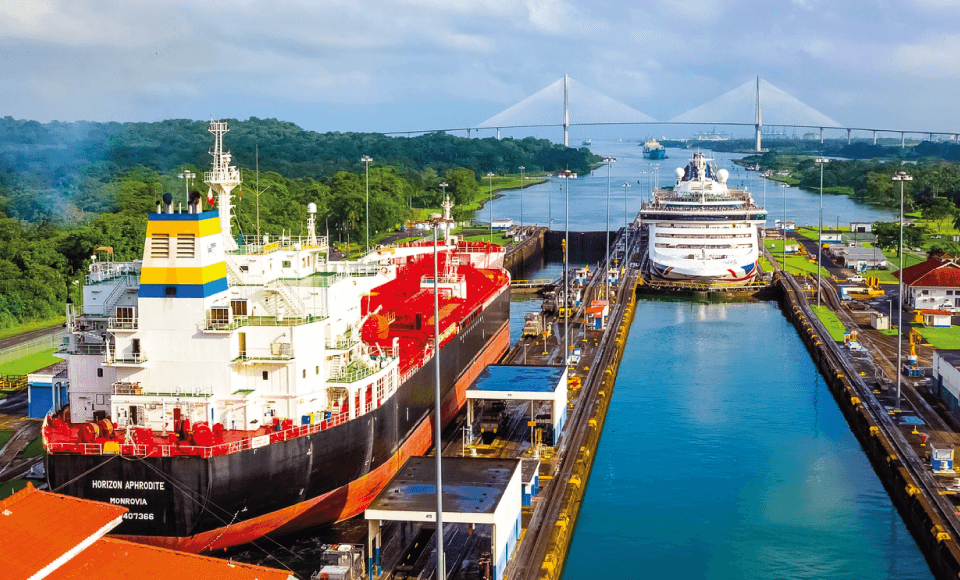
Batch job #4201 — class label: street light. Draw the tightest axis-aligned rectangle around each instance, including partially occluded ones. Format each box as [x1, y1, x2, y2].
[487, 172, 495, 244]
[622, 182, 631, 265]
[361, 155, 373, 254]
[438, 182, 449, 239]
[780, 183, 789, 270]
[430, 217, 446, 580]
[603, 157, 616, 300]
[892, 170, 913, 412]
[518, 166, 525, 232]
[178, 169, 195, 209]
[815, 157, 829, 307]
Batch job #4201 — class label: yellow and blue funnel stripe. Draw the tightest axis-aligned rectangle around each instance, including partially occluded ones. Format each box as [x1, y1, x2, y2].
[139, 210, 229, 299]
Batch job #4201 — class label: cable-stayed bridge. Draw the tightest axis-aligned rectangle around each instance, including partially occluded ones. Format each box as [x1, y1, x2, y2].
[387, 75, 958, 151]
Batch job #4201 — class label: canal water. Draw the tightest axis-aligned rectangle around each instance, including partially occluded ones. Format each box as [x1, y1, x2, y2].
[560, 300, 932, 580]
[498, 142, 928, 578]
[487, 141, 896, 231]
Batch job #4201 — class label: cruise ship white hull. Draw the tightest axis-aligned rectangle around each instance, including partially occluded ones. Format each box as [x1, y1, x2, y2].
[640, 152, 766, 284]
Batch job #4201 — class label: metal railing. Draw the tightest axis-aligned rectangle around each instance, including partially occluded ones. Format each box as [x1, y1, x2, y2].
[328, 362, 376, 384]
[230, 235, 328, 256]
[235, 344, 295, 362]
[107, 317, 138, 330]
[202, 314, 325, 331]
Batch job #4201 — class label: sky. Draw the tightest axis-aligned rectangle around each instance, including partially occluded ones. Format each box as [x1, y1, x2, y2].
[2, 0, 959, 141]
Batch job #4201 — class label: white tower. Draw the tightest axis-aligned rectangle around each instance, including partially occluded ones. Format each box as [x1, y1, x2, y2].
[204, 119, 242, 250]
[441, 192, 454, 222]
[563, 74, 570, 148]
[307, 202, 318, 247]
[755, 76, 763, 153]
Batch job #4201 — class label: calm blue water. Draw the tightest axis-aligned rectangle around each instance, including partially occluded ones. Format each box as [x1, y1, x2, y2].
[559, 300, 932, 580]
[487, 141, 896, 231]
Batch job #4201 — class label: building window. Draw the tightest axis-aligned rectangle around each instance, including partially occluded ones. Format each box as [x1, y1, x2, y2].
[262, 371, 268, 381]
[949, 291, 955, 296]
[230, 299, 248, 316]
[96, 394, 105, 405]
[282, 260, 292, 268]
[303, 369, 307, 379]
[922, 290, 929, 295]
[97, 368, 103, 377]
[316, 365, 320, 375]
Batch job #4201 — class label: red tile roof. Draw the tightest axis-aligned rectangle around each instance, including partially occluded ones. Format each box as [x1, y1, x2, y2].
[1, 483, 295, 580]
[920, 309, 952, 316]
[46, 537, 296, 580]
[894, 258, 960, 287]
[0, 483, 126, 580]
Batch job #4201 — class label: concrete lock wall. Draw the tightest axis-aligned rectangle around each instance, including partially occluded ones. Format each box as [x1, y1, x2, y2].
[777, 274, 960, 579]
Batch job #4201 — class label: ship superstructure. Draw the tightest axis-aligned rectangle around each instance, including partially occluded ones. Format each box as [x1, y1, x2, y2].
[642, 140, 666, 160]
[639, 152, 767, 281]
[44, 120, 511, 552]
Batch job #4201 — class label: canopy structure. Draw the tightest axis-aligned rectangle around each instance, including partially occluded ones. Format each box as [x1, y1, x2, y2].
[466, 365, 568, 446]
[365, 457, 522, 580]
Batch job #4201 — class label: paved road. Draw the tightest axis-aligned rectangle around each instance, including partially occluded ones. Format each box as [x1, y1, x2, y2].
[0, 391, 27, 417]
[0, 325, 63, 352]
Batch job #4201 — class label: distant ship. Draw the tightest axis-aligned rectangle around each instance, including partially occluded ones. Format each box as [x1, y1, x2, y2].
[639, 152, 767, 282]
[642, 140, 666, 160]
[581, 139, 592, 146]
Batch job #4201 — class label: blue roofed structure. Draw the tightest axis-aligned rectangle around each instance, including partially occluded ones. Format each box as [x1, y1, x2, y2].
[466, 365, 567, 446]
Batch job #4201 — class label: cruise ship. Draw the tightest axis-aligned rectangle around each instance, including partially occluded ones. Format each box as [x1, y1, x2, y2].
[43, 120, 511, 552]
[639, 152, 767, 282]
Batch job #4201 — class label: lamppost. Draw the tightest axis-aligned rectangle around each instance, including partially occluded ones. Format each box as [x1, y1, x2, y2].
[438, 182, 448, 240]
[892, 170, 913, 412]
[430, 217, 446, 580]
[361, 155, 373, 254]
[518, 166, 525, 232]
[557, 171, 575, 365]
[815, 157, 829, 307]
[178, 169, 195, 209]
[487, 172, 495, 244]
[780, 183, 789, 270]
[622, 182, 631, 265]
[603, 157, 616, 300]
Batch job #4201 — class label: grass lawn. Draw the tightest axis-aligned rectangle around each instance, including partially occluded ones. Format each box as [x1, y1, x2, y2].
[456, 231, 512, 245]
[0, 318, 65, 342]
[0, 479, 29, 498]
[0, 348, 62, 376]
[764, 240, 829, 277]
[21, 436, 43, 458]
[913, 325, 960, 350]
[811, 305, 847, 341]
[0, 430, 13, 451]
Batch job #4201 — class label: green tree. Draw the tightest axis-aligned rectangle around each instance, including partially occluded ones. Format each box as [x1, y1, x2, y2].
[873, 221, 927, 256]
[444, 168, 479, 206]
[922, 197, 956, 232]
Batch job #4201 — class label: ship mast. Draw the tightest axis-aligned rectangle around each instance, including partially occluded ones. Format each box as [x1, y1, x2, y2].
[204, 119, 242, 250]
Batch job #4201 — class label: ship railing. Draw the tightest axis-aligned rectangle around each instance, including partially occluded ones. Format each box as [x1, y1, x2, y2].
[328, 362, 376, 384]
[60, 342, 107, 356]
[230, 235, 328, 256]
[235, 344, 294, 362]
[202, 314, 326, 331]
[107, 317, 138, 330]
[85, 262, 142, 285]
[48, 417, 366, 459]
[113, 382, 142, 395]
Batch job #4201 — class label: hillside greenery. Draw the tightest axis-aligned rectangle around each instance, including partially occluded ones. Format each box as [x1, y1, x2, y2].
[0, 116, 599, 330]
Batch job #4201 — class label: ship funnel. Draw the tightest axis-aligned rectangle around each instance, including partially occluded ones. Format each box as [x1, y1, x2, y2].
[162, 192, 173, 214]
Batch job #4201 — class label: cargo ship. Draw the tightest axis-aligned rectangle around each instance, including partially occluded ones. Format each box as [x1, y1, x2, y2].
[43, 120, 511, 553]
[639, 151, 767, 281]
[642, 140, 666, 160]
